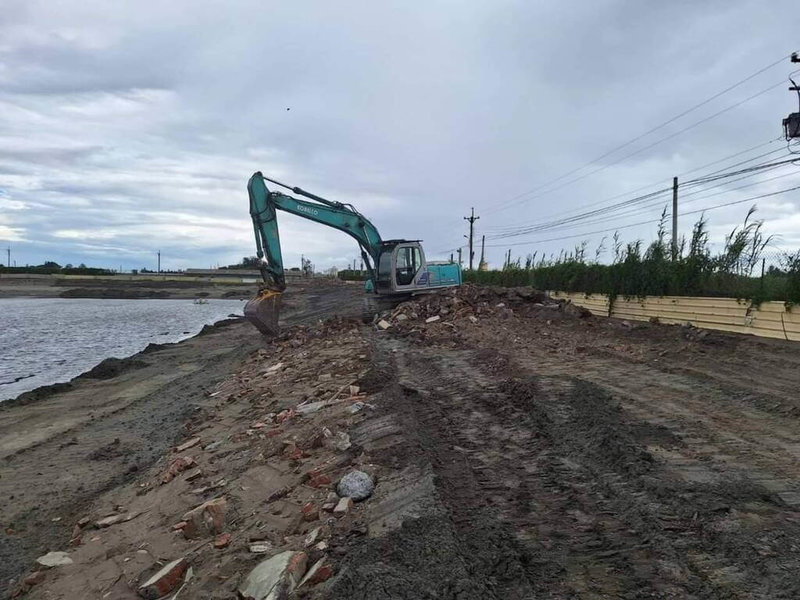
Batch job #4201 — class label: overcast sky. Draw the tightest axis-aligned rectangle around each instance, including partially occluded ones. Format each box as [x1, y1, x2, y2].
[1, 1, 798, 272]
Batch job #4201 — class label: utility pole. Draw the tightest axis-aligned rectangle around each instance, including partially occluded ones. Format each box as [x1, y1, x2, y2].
[6, 245, 9, 268]
[157, 250, 161, 273]
[671, 177, 678, 261]
[463, 208, 479, 271]
[457, 247, 462, 267]
[478, 235, 486, 270]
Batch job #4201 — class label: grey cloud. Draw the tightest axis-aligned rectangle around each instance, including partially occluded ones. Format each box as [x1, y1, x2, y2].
[0, 0, 798, 272]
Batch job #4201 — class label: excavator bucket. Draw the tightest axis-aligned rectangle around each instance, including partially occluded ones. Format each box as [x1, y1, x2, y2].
[244, 289, 282, 336]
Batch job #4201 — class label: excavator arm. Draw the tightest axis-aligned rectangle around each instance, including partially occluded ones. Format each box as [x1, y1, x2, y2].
[245, 171, 383, 334]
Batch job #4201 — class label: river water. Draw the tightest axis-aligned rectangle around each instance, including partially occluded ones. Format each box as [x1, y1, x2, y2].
[0, 298, 245, 401]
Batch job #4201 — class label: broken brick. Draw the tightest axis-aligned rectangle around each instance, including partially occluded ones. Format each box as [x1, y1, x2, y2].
[333, 497, 353, 517]
[138, 557, 187, 599]
[182, 497, 227, 539]
[214, 532, 232, 548]
[160, 456, 195, 484]
[299, 558, 333, 587]
[309, 474, 331, 488]
[23, 571, 45, 587]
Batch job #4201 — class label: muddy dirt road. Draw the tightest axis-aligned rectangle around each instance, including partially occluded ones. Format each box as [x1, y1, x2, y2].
[7, 283, 800, 599]
[0, 279, 362, 593]
[329, 288, 800, 599]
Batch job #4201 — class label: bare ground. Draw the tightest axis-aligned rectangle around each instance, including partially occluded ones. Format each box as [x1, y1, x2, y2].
[0, 279, 362, 595]
[6, 284, 800, 599]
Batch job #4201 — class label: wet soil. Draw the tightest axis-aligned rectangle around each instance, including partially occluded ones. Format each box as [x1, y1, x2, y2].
[321, 289, 800, 599]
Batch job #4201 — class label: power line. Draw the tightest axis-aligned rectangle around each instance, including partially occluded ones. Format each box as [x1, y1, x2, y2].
[488, 52, 794, 210]
[483, 138, 786, 233]
[481, 184, 800, 249]
[486, 157, 798, 241]
[490, 74, 798, 216]
[480, 164, 799, 239]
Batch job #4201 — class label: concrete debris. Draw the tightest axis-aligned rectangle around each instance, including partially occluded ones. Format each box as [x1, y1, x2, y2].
[249, 542, 272, 554]
[181, 497, 227, 539]
[323, 431, 351, 452]
[238, 550, 307, 600]
[337, 470, 374, 501]
[203, 440, 222, 451]
[348, 402, 364, 414]
[468, 315, 478, 323]
[36, 552, 73, 567]
[184, 467, 203, 482]
[95, 511, 139, 529]
[318, 373, 332, 382]
[313, 541, 328, 552]
[295, 401, 325, 416]
[395, 313, 408, 321]
[298, 557, 333, 588]
[304, 526, 322, 547]
[174, 437, 201, 453]
[333, 496, 353, 517]
[376, 319, 391, 330]
[349, 384, 360, 396]
[138, 557, 187, 600]
[264, 362, 284, 374]
[425, 315, 441, 324]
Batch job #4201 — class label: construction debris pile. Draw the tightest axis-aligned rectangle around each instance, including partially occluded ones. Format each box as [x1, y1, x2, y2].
[14, 318, 382, 599]
[373, 284, 591, 344]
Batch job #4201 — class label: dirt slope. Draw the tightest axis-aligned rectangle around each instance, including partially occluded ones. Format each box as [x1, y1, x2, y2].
[0, 279, 362, 594]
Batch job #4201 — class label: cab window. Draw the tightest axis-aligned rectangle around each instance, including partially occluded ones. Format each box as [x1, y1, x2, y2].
[395, 246, 421, 286]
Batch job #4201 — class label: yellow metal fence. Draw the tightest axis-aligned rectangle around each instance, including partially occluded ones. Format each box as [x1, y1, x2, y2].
[551, 292, 800, 342]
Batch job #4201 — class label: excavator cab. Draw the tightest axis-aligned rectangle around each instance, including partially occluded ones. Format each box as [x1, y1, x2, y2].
[372, 240, 461, 294]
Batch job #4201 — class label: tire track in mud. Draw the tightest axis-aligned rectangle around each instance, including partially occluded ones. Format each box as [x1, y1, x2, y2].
[327, 335, 800, 599]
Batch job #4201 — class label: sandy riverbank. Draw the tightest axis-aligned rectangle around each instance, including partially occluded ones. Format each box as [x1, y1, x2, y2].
[0, 279, 363, 594]
[0, 276, 258, 300]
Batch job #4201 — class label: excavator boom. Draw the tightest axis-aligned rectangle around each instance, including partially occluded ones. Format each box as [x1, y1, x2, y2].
[245, 172, 383, 335]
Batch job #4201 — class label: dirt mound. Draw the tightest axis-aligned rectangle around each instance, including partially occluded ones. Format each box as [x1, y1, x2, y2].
[77, 357, 147, 380]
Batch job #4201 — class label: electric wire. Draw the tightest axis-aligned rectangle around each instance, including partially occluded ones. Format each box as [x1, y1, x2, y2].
[486, 53, 794, 210]
[479, 184, 800, 249]
[489, 74, 798, 216]
[486, 157, 797, 241]
[482, 139, 786, 233]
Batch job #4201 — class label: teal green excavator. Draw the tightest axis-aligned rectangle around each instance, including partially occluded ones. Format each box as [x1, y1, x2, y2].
[245, 172, 462, 335]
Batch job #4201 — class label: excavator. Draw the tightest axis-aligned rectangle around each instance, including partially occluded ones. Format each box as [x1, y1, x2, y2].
[244, 172, 462, 335]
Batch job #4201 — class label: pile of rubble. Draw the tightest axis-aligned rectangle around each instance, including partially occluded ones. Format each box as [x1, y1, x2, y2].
[373, 284, 590, 340]
[14, 317, 381, 599]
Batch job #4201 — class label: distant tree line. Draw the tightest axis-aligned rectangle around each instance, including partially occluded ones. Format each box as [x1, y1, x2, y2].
[464, 206, 800, 307]
[0, 261, 116, 276]
[220, 256, 262, 270]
